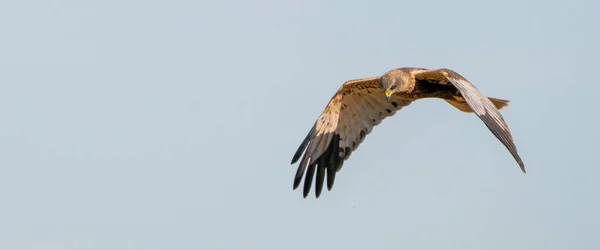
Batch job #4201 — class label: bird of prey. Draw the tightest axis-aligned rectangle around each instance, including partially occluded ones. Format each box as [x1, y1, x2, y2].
[290, 67, 525, 198]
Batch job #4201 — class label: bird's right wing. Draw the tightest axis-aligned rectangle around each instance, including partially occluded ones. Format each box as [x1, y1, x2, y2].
[291, 77, 412, 198]
[414, 68, 525, 173]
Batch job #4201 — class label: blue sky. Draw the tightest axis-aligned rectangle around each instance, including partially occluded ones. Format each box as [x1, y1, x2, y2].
[1, 0, 598, 249]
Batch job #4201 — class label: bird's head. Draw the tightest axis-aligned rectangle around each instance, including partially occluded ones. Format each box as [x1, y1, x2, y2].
[380, 69, 414, 101]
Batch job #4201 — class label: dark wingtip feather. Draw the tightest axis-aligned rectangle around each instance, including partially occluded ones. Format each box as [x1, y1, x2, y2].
[517, 157, 526, 174]
[326, 169, 336, 191]
[293, 174, 302, 190]
[293, 164, 304, 190]
[292, 132, 344, 198]
[303, 163, 316, 198]
[315, 157, 326, 198]
[293, 132, 324, 193]
[291, 124, 316, 164]
[293, 147, 312, 190]
[326, 134, 340, 191]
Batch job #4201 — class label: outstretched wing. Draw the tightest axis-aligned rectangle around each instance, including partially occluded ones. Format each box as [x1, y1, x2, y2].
[413, 68, 526, 173]
[291, 77, 412, 198]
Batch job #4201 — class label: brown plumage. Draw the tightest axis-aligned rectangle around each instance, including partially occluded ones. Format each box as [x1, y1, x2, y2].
[290, 67, 525, 198]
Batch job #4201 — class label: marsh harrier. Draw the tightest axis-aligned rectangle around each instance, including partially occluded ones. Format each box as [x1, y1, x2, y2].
[290, 67, 525, 198]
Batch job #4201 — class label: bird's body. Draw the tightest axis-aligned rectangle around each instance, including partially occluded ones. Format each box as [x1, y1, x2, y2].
[290, 67, 525, 198]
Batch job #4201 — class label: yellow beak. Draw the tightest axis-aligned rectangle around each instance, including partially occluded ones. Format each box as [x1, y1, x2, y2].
[385, 91, 392, 101]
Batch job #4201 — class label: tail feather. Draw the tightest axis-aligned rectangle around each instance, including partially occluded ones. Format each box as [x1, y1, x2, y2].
[445, 96, 510, 113]
[488, 97, 510, 110]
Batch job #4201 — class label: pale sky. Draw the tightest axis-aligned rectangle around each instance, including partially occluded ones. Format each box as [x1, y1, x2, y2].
[1, 0, 599, 249]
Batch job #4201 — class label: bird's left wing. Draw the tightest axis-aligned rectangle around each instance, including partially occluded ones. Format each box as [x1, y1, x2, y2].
[413, 68, 525, 173]
[291, 77, 412, 198]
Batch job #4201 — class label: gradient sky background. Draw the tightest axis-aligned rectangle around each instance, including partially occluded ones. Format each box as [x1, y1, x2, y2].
[1, 0, 598, 249]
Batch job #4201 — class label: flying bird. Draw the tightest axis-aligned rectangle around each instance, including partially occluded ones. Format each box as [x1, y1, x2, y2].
[290, 67, 525, 198]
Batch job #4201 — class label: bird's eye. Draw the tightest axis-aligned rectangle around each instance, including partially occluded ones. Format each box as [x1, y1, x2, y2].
[390, 84, 397, 90]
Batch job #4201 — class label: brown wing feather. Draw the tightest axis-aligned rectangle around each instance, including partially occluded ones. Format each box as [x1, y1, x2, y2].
[291, 77, 412, 198]
[413, 69, 526, 173]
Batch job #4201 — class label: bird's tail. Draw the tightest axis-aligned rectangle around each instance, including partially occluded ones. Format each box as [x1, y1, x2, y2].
[445, 96, 509, 113]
